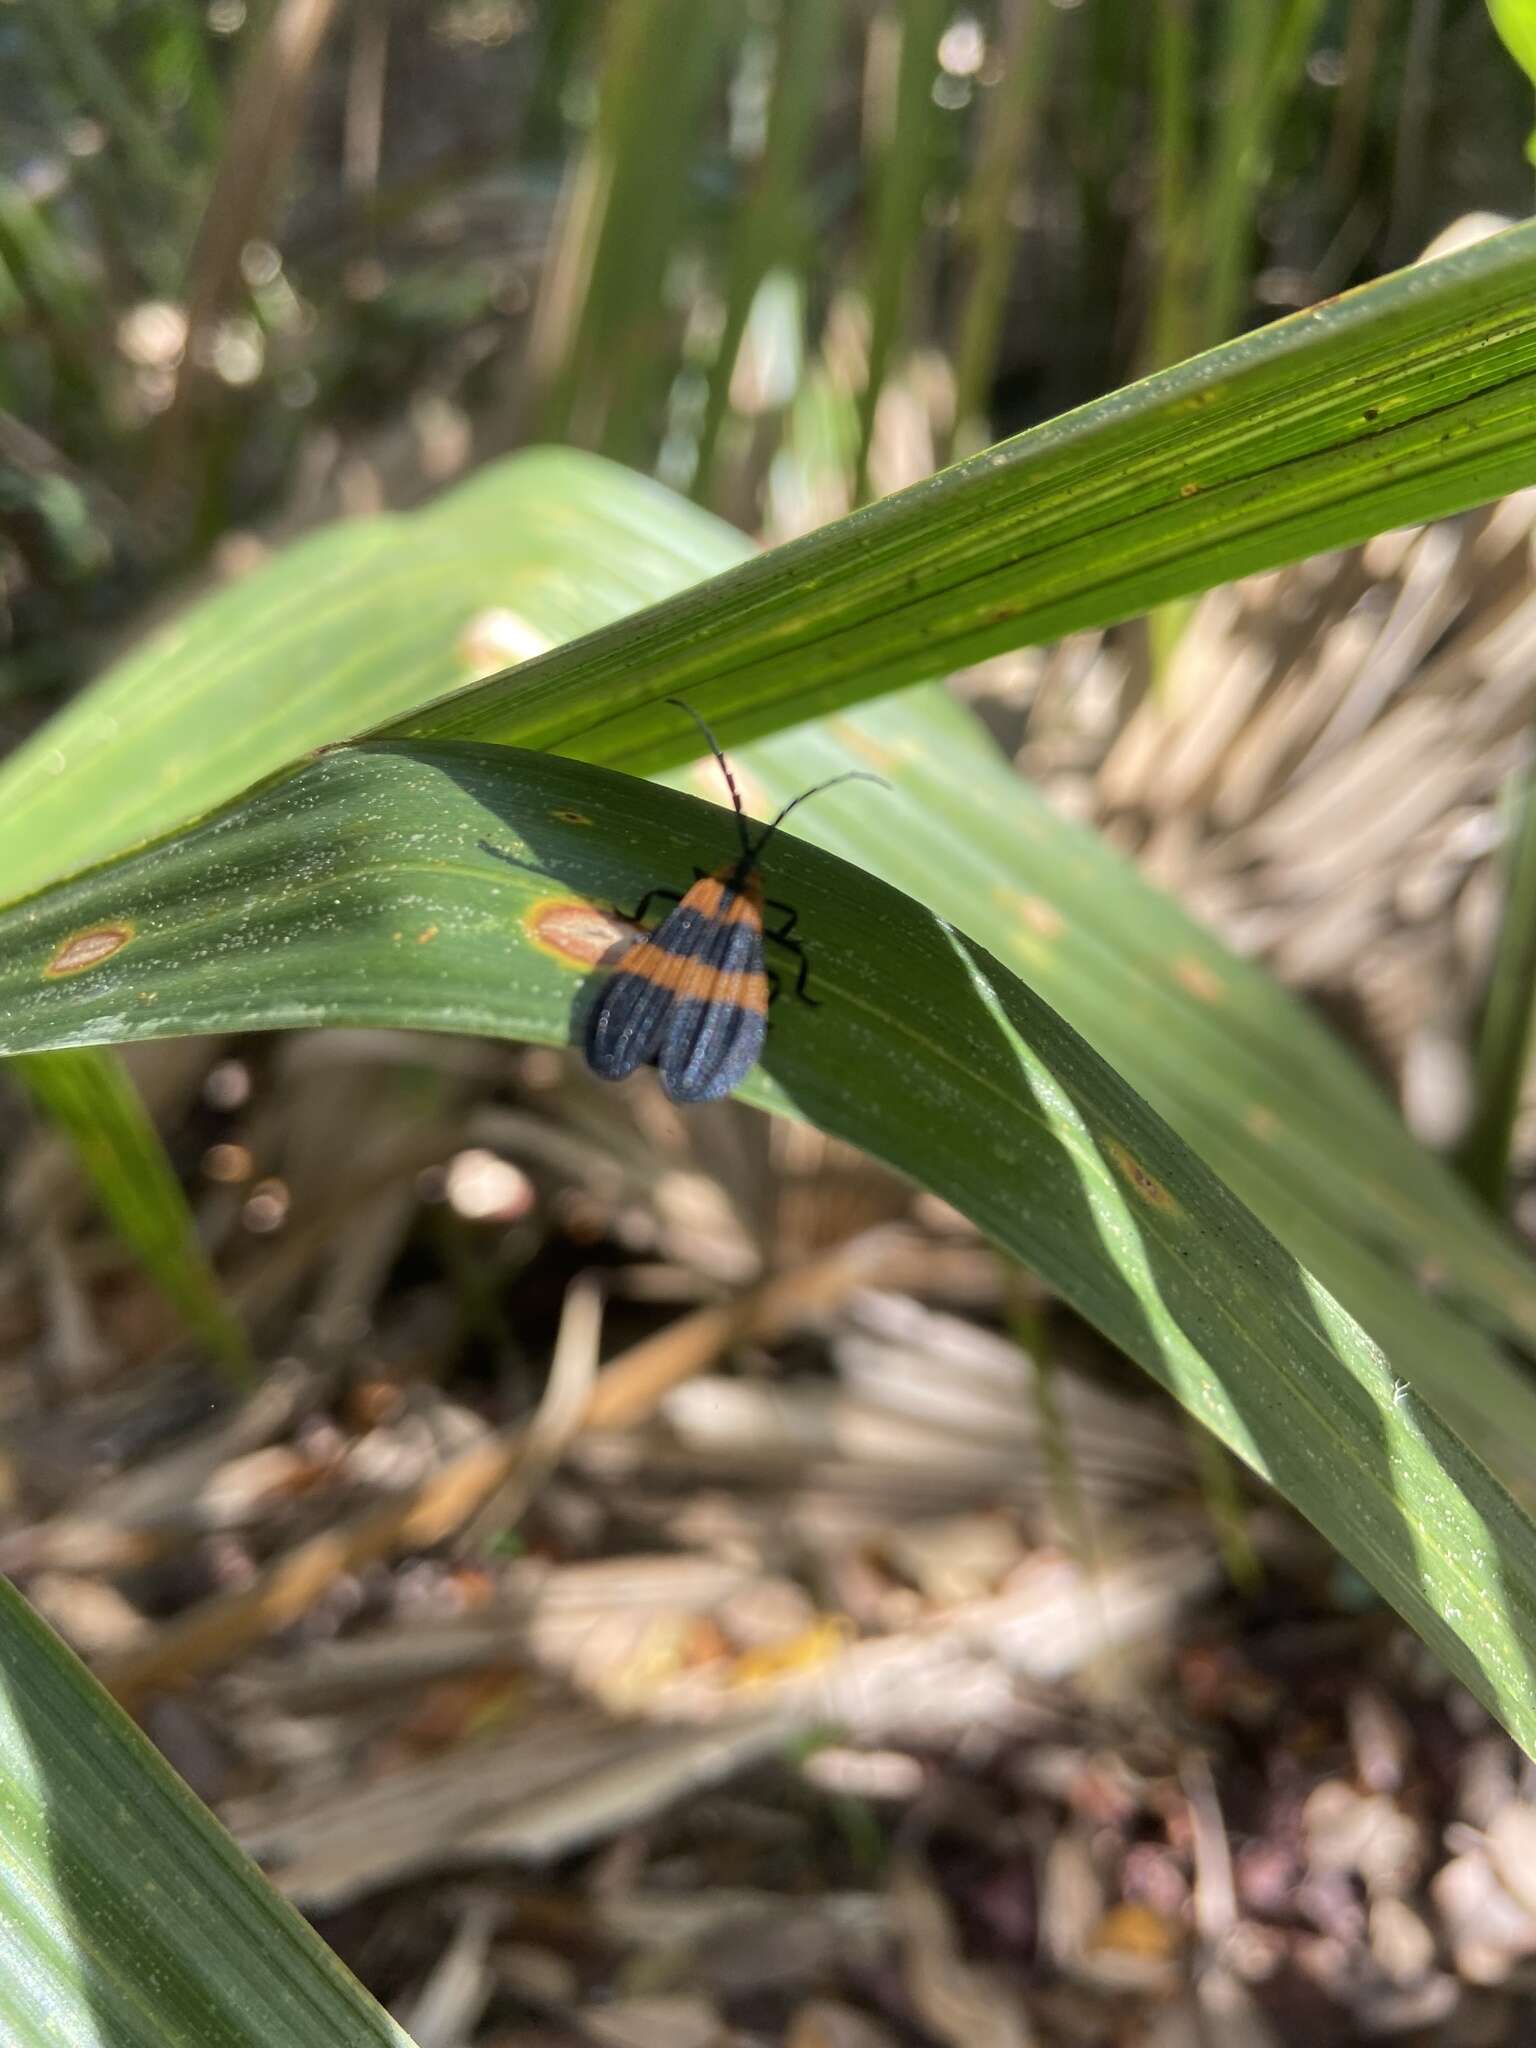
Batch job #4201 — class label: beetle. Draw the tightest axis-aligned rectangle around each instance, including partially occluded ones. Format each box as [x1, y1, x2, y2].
[583, 700, 884, 1104]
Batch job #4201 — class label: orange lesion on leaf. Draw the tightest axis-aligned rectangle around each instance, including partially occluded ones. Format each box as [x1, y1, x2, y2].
[1106, 1139, 1179, 1213]
[1172, 954, 1225, 1004]
[44, 923, 135, 978]
[828, 719, 911, 774]
[994, 889, 1066, 965]
[416, 924, 440, 945]
[525, 898, 633, 969]
[1015, 892, 1065, 940]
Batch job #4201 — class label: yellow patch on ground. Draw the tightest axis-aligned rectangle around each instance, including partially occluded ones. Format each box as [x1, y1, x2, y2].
[728, 1615, 854, 1688]
[1089, 1900, 1182, 1964]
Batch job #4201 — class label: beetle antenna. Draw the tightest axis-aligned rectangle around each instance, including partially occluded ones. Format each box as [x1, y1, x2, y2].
[666, 697, 752, 862]
[747, 771, 888, 871]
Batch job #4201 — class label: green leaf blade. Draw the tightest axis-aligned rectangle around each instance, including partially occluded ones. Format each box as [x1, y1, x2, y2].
[1489, 0, 1536, 86]
[0, 452, 737, 906]
[4, 741, 1536, 1749]
[392, 224, 1536, 765]
[7, 429, 1536, 1484]
[0, 1579, 417, 2048]
[10, 1047, 248, 1376]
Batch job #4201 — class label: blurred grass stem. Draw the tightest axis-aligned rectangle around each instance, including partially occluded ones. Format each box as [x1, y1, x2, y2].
[855, 0, 946, 501]
[694, 0, 840, 501]
[949, 0, 1057, 459]
[1456, 773, 1536, 1214]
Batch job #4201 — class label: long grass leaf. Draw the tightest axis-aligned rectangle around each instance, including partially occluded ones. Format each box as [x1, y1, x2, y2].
[2, 742, 1536, 1749]
[9, 1047, 248, 1375]
[0, 1577, 416, 2048]
[392, 224, 1536, 762]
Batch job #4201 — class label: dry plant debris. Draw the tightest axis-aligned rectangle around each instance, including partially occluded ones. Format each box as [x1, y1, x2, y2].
[1011, 491, 1536, 1160]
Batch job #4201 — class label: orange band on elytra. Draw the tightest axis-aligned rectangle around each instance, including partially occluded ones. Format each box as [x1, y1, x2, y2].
[614, 942, 770, 1014]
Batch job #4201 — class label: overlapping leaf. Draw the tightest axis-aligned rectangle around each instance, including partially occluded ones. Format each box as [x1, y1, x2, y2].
[2, 739, 1535, 1751]
[393, 222, 1536, 762]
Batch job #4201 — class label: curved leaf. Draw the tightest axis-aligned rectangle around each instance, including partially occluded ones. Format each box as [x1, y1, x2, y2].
[393, 223, 1536, 763]
[0, 1577, 414, 2048]
[0, 453, 722, 903]
[728, 690, 1536, 1471]
[0, 453, 725, 1357]
[7, 229, 1536, 901]
[0, 740, 1534, 1748]
[3, 435, 1535, 1473]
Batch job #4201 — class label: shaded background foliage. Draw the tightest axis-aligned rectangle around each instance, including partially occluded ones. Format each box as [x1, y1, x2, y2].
[5, 0, 1535, 701]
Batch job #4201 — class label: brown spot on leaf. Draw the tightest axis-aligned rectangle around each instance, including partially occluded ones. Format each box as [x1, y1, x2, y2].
[1178, 480, 1200, 498]
[1173, 954, 1225, 1003]
[416, 925, 440, 946]
[552, 808, 593, 827]
[1107, 1140, 1178, 1212]
[828, 719, 909, 774]
[994, 888, 1065, 933]
[1017, 894, 1064, 940]
[1245, 1104, 1279, 1141]
[526, 898, 633, 970]
[45, 924, 135, 978]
